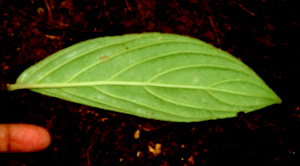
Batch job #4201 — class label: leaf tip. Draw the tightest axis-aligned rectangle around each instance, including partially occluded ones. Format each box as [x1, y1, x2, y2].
[276, 95, 282, 104]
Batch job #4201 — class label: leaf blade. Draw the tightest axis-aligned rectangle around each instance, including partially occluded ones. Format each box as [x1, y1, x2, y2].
[7, 32, 282, 122]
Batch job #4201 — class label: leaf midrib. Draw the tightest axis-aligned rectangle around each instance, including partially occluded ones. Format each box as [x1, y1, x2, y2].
[7, 81, 279, 101]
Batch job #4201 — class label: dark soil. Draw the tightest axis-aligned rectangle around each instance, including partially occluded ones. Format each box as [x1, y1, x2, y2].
[1, 0, 299, 165]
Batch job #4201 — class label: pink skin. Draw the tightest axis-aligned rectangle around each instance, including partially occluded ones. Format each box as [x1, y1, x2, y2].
[0, 124, 51, 153]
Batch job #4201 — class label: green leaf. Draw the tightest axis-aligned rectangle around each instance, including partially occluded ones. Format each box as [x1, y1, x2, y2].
[7, 32, 281, 122]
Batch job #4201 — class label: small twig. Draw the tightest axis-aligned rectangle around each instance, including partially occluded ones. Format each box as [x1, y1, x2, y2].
[229, 1, 255, 16]
[238, 3, 255, 16]
[86, 144, 92, 166]
[44, 34, 63, 40]
[263, 14, 270, 20]
[230, 1, 255, 16]
[208, 16, 220, 44]
[125, 0, 132, 11]
[44, 0, 53, 23]
[83, 126, 99, 166]
[138, 122, 172, 132]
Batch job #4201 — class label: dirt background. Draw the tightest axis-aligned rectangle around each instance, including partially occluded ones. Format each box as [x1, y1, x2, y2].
[0, 0, 299, 165]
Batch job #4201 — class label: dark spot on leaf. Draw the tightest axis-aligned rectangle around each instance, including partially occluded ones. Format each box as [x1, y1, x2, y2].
[100, 56, 108, 60]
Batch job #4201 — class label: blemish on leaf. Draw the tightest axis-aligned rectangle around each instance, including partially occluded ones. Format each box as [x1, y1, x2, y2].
[100, 56, 108, 61]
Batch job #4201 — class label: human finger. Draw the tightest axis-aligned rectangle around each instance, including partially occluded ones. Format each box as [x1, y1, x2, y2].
[0, 124, 51, 153]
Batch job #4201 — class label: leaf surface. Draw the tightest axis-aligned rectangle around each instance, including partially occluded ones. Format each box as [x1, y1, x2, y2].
[7, 33, 282, 122]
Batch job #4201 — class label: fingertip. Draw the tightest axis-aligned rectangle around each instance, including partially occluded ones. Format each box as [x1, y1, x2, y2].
[0, 124, 51, 153]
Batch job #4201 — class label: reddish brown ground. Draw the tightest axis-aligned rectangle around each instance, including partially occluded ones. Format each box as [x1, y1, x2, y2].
[1, 0, 299, 165]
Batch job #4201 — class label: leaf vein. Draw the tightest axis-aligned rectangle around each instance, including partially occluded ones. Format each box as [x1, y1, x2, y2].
[143, 86, 235, 112]
[66, 40, 245, 82]
[34, 35, 146, 82]
[92, 86, 198, 118]
[109, 50, 250, 81]
[146, 64, 259, 83]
